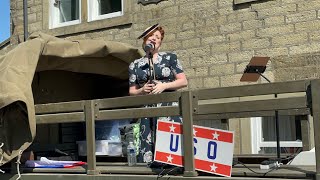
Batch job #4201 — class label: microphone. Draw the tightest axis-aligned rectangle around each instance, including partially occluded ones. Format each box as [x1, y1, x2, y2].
[144, 43, 154, 53]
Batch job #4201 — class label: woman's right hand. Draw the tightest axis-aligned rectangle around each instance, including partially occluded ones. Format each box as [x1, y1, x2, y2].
[141, 81, 155, 94]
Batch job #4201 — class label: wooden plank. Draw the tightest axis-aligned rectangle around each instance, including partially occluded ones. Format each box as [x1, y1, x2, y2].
[300, 115, 311, 151]
[85, 100, 99, 175]
[35, 101, 85, 114]
[180, 91, 198, 177]
[194, 109, 310, 120]
[97, 91, 181, 109]
[197, 97, 307, 115]
[0, 174, 313, 180]
[36, 112, 85, 124]
[310, 80, 320, 180]
[197, 80, 309, 100]
[97, 106, 180, 120]
[11, 165, 315, 179]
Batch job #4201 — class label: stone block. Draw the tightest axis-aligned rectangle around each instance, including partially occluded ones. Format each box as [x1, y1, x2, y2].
[295, 20, 320, 32]
[212, 41, 241, 53]
[251, 0, 281, 10]
[209, 63, 235, 76]
[256, 47, 289, 57]
[203, 77, 220, 88]
[177, 30, 196, 40]
[227, 30, 255, 42]
[182, 38, 201, 49]
[289, 43, 320, 55]
[310, 31, 320, 41]
[188, 78, 204, 89]
[161, 41, 182, 51]
[228, 50, 254, 63]
[202, 35, 226, 45]
[190, 54, 228, 66]
[242, 38, 271, 50]
[242, 19, 263, 30]
[272, 33, 308, 47]
[264, 16, 285, 27]
[220, 74, 246, 87]
[195, 67, 209, 77]
[257, 25, 294, 37]
[286, 11, 316, 23]
[220, 22, 242, 34]
[227, 11, 257, 23]
[298, 0, 320, 11]
[256, 4, 297, 18]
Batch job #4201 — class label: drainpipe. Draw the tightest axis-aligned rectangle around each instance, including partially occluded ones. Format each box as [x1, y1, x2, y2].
[23, 0, 28, 41]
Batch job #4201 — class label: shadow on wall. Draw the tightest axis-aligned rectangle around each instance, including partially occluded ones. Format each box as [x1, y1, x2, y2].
[32, 70, 129, 104]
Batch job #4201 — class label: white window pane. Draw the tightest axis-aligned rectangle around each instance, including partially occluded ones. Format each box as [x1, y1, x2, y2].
[99, 0, 122, 15]
[59, 0, 80, 23]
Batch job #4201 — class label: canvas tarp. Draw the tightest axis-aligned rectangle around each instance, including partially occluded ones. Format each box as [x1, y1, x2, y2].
[0, 32, 143, 166]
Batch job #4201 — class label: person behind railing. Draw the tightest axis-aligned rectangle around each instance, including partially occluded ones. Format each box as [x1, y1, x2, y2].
[128, 24, 188, 165]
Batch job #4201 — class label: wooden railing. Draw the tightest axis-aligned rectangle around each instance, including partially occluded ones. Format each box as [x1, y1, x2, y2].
[34, 79, 320, 179]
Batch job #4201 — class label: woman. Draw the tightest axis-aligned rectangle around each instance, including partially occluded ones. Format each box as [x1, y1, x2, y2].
[128, 24, 188, 164]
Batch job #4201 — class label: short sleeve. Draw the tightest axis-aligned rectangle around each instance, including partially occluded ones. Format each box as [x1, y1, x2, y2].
[169, 53, 184, 75]
[128, 62, 137, 86]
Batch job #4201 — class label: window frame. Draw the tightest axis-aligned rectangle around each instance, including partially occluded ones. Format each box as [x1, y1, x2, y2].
[87, 0, 124, 22]
[49, 0, 82, 29]
[250, 117, 303, 154]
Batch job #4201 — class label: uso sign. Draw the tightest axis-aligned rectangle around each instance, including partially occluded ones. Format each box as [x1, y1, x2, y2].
[154, 120, 234, 177]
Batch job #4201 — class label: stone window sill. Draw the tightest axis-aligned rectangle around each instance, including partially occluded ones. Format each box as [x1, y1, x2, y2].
[234, 0, 260, 5]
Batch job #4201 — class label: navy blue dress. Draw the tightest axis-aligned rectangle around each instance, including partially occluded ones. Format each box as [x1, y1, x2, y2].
[128, 52, 184, 163]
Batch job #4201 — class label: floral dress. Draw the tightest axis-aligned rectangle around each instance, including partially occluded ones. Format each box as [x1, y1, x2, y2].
[128, 52, 184, 163]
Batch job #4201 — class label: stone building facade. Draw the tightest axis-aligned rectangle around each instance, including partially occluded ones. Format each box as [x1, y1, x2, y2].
[2, 0, 320, 154]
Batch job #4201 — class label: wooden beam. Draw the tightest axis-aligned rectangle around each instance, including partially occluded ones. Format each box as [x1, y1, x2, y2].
[197, 80, 309, 100]
[197, 97, 307, 115]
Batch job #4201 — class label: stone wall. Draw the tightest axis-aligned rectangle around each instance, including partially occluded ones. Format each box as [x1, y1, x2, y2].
[5, 0, 320, 154]
[8, 0, 320, 87]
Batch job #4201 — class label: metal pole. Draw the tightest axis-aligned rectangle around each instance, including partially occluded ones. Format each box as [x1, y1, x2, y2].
[275, 94, 281, 159]
[258, 71, 281, 160]
[23, 0, 28, 41]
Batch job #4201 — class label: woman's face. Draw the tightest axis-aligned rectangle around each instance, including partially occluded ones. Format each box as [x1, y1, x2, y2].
[145, 30, 162, 52]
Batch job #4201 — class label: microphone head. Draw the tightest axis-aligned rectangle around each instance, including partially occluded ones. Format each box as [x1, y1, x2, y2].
[144, 43, 155, 52]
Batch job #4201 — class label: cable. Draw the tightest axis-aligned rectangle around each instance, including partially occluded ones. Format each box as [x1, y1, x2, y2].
[155, 165, 181, 180]
[156, 168, 166, 180]
[15, 150, 23, 180]
[285, 147, 302, 165]
[235, 160, 278, 176]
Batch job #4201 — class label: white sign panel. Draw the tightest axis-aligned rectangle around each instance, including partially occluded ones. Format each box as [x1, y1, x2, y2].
[154, 120, 234, 177]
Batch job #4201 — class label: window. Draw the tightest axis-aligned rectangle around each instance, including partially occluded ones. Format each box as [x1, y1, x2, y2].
[251, 116, 303, 154]
[88, 0, 123, 22]
[49, 0, 81, 29]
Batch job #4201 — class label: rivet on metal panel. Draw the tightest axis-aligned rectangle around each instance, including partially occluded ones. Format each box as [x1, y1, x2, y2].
[193, 108, 197, 112]
[95, 103, 98, 106]
[95, 115, 98, 118]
